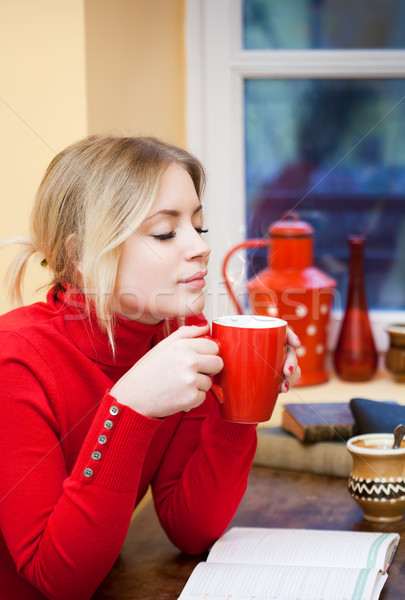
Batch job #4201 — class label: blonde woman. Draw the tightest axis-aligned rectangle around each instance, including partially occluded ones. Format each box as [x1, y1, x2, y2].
[0, 135, 300, 600]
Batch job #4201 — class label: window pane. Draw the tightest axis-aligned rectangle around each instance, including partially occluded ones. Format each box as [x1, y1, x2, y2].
[243, 0, 405, 50]
[244, 78, 405, 309]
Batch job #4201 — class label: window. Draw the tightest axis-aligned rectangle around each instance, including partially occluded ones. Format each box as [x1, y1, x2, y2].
[185, 0, 405, 350]
[245, 77, 405, 311]
[243, 0, 405, 50]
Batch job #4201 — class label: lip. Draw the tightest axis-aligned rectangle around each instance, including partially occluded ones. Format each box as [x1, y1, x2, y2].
[179, 271, 207, 289]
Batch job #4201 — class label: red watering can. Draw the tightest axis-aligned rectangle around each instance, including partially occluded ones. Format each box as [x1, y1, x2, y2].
[222, 212, 337, 386]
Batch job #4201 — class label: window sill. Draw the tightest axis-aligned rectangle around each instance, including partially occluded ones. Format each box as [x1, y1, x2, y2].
[266, 355, 404, 429]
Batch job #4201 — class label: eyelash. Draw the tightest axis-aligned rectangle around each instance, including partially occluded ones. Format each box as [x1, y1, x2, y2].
[153, 227, 208, 241]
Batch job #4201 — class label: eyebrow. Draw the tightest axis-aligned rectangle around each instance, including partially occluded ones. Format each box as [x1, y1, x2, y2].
[144, 204, 202, 222]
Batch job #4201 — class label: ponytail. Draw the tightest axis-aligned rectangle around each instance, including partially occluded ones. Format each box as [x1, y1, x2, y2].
[1, 238, 38, 306]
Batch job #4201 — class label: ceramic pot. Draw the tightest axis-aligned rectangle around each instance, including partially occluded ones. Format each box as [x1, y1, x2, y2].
[385, 324, 405, 382]
[347, 433, 405, 523]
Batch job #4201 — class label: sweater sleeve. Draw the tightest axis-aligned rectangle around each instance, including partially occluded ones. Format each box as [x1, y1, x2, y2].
[151, 392, 257, 555]
[0, 334, 162, 600]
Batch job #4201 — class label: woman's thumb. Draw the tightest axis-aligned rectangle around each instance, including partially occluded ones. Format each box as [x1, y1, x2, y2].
[168, 323, 210, 341]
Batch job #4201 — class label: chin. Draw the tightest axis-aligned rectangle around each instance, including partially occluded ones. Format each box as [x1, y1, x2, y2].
[187, 294, 206, 315]
[174, 294, 206, 319]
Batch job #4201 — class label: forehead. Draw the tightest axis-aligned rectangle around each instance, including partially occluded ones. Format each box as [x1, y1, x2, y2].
[145, 164, 201, 218]
[157, 163, 196, 195]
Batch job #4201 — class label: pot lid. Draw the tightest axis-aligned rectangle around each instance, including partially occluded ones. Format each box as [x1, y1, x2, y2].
[269, 211, 313, 238]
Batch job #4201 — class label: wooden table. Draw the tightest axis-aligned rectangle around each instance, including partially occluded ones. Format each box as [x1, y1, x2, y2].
[93, 466, 405, 599]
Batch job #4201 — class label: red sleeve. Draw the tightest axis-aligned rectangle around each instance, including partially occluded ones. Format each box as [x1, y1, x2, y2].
[0, 334, 162, 600]
[151, 392, 257, 555]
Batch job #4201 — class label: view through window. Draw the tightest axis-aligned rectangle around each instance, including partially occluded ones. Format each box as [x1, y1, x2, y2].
[243, 0, 405, 310]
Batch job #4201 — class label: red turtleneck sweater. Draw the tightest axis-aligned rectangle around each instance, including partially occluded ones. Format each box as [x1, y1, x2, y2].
[0, 286, 257, 600]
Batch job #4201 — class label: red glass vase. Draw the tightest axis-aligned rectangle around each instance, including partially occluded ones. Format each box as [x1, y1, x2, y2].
[334, 236, 377, 381]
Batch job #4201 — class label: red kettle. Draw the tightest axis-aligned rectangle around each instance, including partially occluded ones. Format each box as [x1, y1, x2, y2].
[222, 212, 337, 386]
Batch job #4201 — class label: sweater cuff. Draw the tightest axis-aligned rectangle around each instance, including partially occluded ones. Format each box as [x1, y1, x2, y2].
[205, 401, 257, 443]
[71, 393, 162, 491]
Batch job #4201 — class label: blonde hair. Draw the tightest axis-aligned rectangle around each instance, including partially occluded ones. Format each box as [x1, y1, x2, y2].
[4, 135, 206, 346]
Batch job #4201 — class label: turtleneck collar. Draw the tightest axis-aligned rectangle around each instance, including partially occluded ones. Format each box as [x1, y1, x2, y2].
[49, 284, 166, 368]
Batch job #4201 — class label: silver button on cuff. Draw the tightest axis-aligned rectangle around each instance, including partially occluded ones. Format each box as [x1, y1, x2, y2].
[91, 451, 101, 461]
[104, 420, 113, 430]
[110, 405, 119, 416]
[83, 468, 94, 478]
[98, 434, 107, 444]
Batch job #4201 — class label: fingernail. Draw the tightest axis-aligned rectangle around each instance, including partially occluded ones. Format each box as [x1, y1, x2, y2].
[288, 365, 294, 374]
[284, 381, 290, 391]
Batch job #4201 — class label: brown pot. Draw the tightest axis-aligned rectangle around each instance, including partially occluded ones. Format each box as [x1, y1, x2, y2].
[347, 433, 405, 523]
[385, 324, 405, 382]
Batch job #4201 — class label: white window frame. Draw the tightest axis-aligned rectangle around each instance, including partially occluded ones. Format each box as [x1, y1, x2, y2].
[185, 0, 405, 351]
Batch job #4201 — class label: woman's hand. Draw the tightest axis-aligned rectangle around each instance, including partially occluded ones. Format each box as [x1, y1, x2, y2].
[110, 324, 223, 419]
[279, 328, 301, 393]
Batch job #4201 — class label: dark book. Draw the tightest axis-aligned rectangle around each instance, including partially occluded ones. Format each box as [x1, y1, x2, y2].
[281, 402, 356, 443]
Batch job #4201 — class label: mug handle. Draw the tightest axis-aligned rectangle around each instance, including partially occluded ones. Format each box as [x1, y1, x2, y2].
[210, 382, 224, 404]
[201, 334, 224, 405]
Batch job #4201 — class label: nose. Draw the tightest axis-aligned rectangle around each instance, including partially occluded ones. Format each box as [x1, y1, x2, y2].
[185, 227, 211, 261]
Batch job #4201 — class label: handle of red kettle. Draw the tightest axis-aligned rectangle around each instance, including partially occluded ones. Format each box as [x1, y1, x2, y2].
[222, 239, 268, 314]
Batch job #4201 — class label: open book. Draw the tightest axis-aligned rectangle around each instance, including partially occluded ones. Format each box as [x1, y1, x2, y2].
[178, 527, 399, 600]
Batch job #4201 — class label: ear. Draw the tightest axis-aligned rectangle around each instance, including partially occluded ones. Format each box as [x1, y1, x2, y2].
[65, 233, 83, 276]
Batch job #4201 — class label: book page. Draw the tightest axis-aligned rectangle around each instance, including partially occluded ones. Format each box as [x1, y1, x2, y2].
[207, 528, 399, 570]
[177, 562, 387, 600]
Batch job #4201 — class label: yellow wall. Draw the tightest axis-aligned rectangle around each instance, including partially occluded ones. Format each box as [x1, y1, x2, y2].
[0, 0, 186, 315]
[85, 0, 186, 145]
[0, 0, 87, 314]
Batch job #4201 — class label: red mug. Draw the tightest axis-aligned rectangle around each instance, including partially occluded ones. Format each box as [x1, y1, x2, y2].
[210, 315, 287, 423]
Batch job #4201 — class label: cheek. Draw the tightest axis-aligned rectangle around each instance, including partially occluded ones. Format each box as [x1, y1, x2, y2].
[119, 257, 172, 293]
[116, 236, 181, 299]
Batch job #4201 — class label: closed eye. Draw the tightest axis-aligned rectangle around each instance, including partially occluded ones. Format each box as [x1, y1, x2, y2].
[153, 232, 176, 241]
[152, 228, 208, 241]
